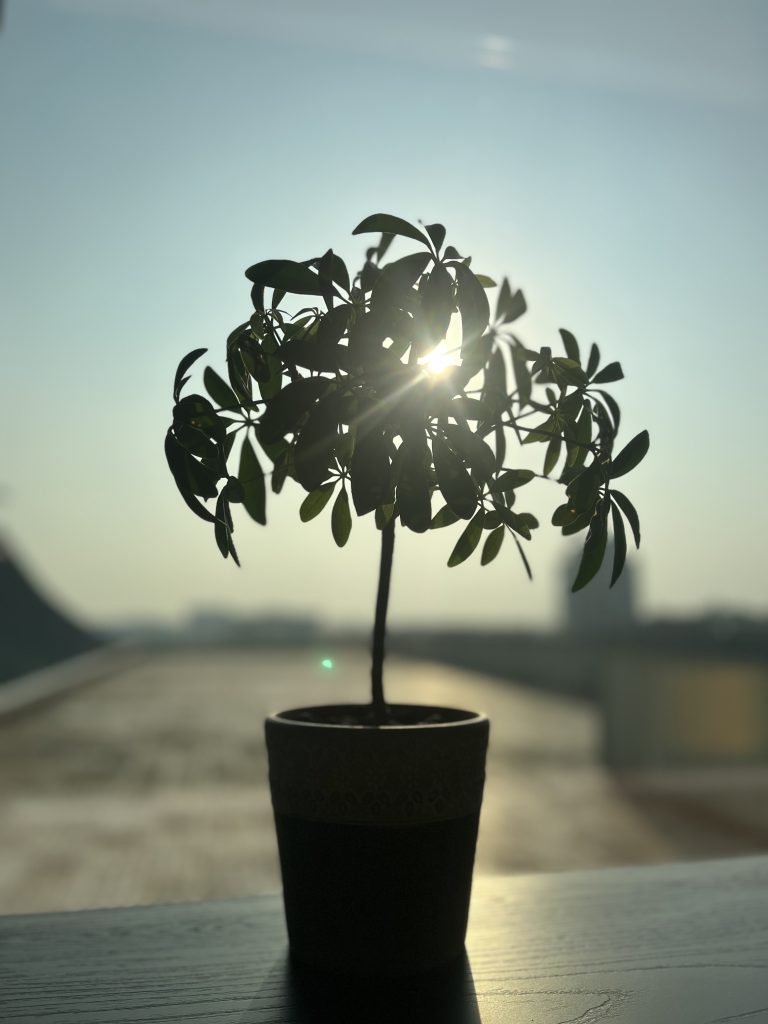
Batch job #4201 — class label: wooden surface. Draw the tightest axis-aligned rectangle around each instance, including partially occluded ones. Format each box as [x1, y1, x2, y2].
[2, 856, 768, 1023]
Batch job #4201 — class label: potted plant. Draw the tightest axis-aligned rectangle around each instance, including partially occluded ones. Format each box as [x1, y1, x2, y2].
[165, 213, 648, 975]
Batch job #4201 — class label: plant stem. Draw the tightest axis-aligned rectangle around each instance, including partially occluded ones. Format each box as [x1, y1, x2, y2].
[370, 516, 395, 726]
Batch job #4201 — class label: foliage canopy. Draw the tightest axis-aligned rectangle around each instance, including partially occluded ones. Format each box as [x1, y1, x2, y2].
[166, 214, 648, 594]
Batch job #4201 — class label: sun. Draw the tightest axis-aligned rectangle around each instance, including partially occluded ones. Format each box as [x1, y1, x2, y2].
[419, 349, 455, 376]
[418, 328, 462, 377]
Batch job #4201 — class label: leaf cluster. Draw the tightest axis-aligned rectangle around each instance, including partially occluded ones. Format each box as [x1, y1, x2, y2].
[166, 214, 648, 590]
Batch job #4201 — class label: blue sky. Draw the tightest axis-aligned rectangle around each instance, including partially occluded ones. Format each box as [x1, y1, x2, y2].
[1, 0, 766, 630]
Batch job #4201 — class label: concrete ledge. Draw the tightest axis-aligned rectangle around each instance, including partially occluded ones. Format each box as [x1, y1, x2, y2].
[0, 644, 146, 720]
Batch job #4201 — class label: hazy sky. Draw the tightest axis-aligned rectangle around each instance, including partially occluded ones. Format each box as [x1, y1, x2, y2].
[1, 1, 766, 631]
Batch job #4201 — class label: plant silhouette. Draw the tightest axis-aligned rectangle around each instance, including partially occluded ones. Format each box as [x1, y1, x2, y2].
[166, 213, 648, 721]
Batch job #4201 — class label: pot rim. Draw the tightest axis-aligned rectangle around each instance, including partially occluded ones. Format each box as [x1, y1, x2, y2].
[267, 703, 488, 731]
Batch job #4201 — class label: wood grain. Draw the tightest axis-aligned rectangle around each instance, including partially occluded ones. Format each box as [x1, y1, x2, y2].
[2, 856, 768, 1022]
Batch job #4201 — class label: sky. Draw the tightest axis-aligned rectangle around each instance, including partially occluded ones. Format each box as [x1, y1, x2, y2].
[1, 0, 767, 632]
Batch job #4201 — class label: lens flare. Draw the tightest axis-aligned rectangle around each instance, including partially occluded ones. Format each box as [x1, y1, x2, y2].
[419, 350, 454, 376]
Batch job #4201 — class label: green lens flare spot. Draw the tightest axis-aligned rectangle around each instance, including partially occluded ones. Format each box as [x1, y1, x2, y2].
[321, 658, 334, 670]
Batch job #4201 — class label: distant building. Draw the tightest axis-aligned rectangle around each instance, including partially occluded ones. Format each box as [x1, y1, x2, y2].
[183, 609, 320, 646]
[563, 544, 636, 634]
[0, 535, 97, 683]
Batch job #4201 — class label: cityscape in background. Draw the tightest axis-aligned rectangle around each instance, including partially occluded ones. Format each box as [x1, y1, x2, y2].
[3, 531, 767, 773]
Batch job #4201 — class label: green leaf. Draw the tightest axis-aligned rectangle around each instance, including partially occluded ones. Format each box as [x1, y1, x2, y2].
[255, 427, 288, 466]
[422, 263, 454, 342]
[221, 428, 238, 463]
[552, 358, 588, 388]
[487, 468, 535, 492]
[566, 402, 593, 469]
[350, 432, 391, 515]
[544, 437, 561, 476]
[204, 366, 240, 410]
[315, 248, 350, 294]
[375, 503, 395, 529]
[214, 513, 228, 559]
[293, 396, 339, 491]
[173, 423, 219, 462]
[512, 534, 533, 580]
[281, 335, 338, 374]
[166, 427, 220, 499]
[571, 505, 609, 592]
[561, 509, 593, 536]
[315, 302, 352, 347]
[424, 223, 446, 253]
[374, 233, 395, 263]
[559, 329, 580, 364]
[396, 437, 433, 533]
[270, 446, 294, 495]
[609, 430, 649, 479]
[225, 324, 255, 399]
[430, 505, 460, 529]
[586, 343, 601, 378]
[373, 252, 431, 307]
[300, 482, 336, 522]
[239, 437, 266, 524]
[559, 390, 583, 422]
[257, 349, 283, 400]
[450, 397, 492, 421]
[481, 525, 504, 565]
[483, 510, 502, 529]
[551, 503, 578, 527]
[259, 376, 331, 444]
[352, 213, 431, 248]
[593, 403, 615, 455]
[610, 503, 627, 587]
[164, 431, 217, 522]
[511, 346, 532, 404]
[334, 431, 355, 470]
[495, 423, 506, 471]
[214, 492, 239, 565]
[611, 490, 641, 547]
[522, 414, 556, 444]
[594, 389, 621, 433]
[433, 435, 478, 520]
[565, 463, 602, 511]
[482, 348, 507, 416]
[474, 274, 497, 288]
[497, 508, 539, 540]
[443, 423, 496, 484]
[173, 394, 226, 444]
[331, 487, 352, 547]
[359, 259, 380, 294]
[224, 477, 244, 503]
[447, 511, 484, 566]
[592, 361, 623, 384]
[174, 348, 207, 403]
[454, 262, 490, 352]
[496, 279, 526, 323]
[245, 259, 327, 297]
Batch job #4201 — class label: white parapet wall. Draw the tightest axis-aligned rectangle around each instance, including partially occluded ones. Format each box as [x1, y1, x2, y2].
[0, 644, 146, 720]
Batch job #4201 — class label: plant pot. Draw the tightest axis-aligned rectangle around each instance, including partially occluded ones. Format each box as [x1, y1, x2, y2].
[265, 703, 489, 976]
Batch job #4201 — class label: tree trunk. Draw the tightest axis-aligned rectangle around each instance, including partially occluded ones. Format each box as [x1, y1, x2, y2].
[370, 517, 395, 725]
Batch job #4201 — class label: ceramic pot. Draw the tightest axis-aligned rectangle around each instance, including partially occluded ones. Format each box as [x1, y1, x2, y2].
[265, 703, 489, 976]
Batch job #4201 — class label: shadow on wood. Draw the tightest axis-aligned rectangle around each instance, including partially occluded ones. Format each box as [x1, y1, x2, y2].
[263, 951, 481, 1023]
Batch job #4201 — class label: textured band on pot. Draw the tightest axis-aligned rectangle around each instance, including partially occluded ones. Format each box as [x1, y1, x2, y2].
[266, 708, 489, 826]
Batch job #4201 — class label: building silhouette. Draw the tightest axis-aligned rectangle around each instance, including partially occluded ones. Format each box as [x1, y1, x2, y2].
[563, 544, 636, 634]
